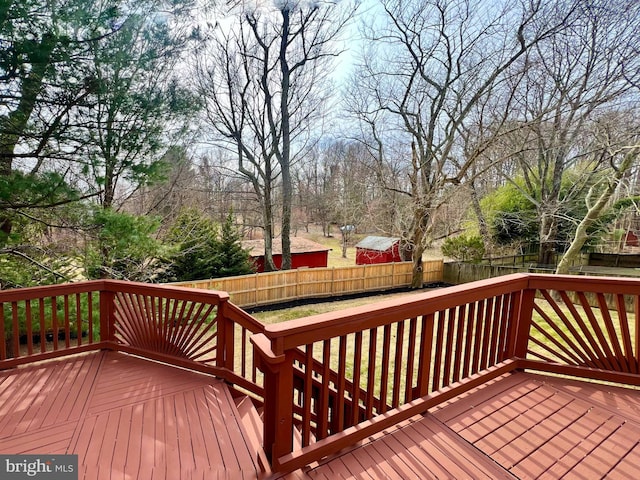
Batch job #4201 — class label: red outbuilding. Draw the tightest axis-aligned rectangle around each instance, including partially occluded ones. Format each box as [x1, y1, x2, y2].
[355, 236, 402, 265]
[242, 237, 331, 273]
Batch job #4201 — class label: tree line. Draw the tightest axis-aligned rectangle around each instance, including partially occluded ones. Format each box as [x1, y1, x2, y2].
[1, 0, 639, 288]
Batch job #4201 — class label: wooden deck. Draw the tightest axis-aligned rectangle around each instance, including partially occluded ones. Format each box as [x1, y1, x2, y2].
[287, 372, 640, 480]
[4, 352, 640, 479]
[0, 351, 263, 479]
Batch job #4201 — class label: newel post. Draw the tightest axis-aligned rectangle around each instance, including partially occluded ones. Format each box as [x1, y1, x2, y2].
[216, 296, 235, 371]
[507, 285, 536, 360]
[251, 333, 294, 469]
[99, 285, 116, 345]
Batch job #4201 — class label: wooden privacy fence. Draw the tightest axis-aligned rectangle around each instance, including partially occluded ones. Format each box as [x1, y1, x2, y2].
[171, 260, 444, 308]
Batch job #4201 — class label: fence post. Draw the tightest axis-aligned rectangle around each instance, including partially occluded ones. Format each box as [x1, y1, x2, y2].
[251, 334, 294, 469]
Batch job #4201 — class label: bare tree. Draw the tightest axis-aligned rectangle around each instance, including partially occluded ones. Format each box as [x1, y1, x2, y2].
[351, 0, 576, 287]
[195, 0, 357, 270]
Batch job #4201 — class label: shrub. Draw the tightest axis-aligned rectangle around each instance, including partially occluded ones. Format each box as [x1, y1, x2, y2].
[441, 234, 485, 263]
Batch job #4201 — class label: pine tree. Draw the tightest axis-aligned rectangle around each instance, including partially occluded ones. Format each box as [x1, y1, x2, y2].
[215, 212, 254, 277]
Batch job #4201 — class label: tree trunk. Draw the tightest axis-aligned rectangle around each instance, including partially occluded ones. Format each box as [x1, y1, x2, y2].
[279, 8, 292, 271]
[470, 182, 491, 248]
[409, 208, 430, 288]
[263, 197, 277, 272]
[556, 148, 638, 274]
[538, 213, 558, 266]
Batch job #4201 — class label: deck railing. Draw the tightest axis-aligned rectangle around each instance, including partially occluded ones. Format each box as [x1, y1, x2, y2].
[2, 274, 640, 474]
[0, 280, 265, 398]
[252, 273, 640, 472]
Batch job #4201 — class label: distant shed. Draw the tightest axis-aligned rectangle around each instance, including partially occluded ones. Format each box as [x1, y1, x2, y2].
[355, 236, 402, 265]
[242, 237, 330, 273]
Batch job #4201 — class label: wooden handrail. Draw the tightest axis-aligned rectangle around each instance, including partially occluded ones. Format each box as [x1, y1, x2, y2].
[255, 272, 640, 473]
[263, 273, 530, 352]
[0, 281, 265, 401]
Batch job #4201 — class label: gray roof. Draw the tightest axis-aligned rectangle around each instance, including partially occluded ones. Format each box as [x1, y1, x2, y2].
[355, 236, 401, 252]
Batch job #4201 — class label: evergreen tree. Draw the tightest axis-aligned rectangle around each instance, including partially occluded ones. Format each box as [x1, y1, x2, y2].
[214, 212, 254, 277]
[163, 210, 253, 282]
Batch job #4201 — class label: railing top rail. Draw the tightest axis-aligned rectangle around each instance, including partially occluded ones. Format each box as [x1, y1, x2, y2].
[525, 273, 640, 294]
[223, 301, 265, 333]
[0, 279, 234, 304]
[263, 273, 530, 351]
[0, 280, 108, 301]
[102, 279, 231, 303]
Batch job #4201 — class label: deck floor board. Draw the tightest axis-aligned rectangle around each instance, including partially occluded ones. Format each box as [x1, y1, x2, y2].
[433, 372, 640, 480]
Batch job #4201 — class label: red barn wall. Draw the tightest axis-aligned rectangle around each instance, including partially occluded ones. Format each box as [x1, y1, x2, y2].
[251, 251, 329, 273]
[356, 242, 402, 265]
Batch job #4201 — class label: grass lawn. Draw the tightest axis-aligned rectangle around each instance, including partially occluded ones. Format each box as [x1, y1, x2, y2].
[250, 288, 431, 324]
[245, 288, 639, 407]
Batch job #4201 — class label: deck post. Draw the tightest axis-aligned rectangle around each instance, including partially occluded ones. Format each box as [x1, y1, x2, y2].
[99, 288, 116, 344]
[509, 287, 536, 359]
[216, 297, 235, 371]
[251, 334, 294, 469]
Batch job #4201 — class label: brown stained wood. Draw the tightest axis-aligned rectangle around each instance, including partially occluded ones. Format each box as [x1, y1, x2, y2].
[597, 292, 628, 370]
[301, 413, 516, 480]
[578, 291, 619, 371]
[0, 351, 263, 478]
[403, 319, 416, 401]
[392, 321, 404, 407]
[434, 372, 640, 480]
[335, 335, 347, 431]
[462, 302, 476, 378]
[432, 372, 530, 423]
[351, 331, 363, 426]
[539, 417, 624, 479]
[472, 299, 486, 374]
[533, 295, 593, 365]
[512, 407, 611, 478]
[616, 293, 636, 374]
[488, 295, 504, 366]
[379, 326, 392, 411]
[431, 312, 443, 392]
[452, 306, 465, 383]
[416, 314, 433, 397]
[531, 374, 640, 420]
[458, 385, 557, 445]
[366, 328, 377, 417]
[302, 344, 313, 446]
[479, 298, 493, 371]
[441, 311, 453, 389]
[481, 392, 575, 463]
[318, 340, 331, 439]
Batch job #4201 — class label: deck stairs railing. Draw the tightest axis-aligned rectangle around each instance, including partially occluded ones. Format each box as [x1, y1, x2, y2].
[2, 274, 640, 475]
